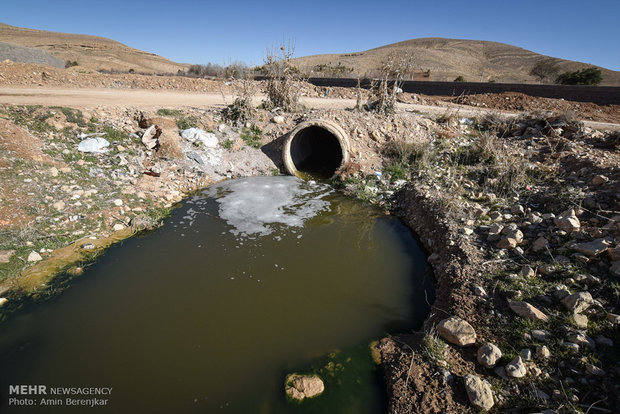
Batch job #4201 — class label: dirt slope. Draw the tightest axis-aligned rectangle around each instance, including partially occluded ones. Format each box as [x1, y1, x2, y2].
[0, 22, 187, 74]
[0, 41, 64, 68]
[294, 37, 620, 85]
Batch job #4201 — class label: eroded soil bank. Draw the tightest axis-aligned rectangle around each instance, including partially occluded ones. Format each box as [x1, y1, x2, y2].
[0, 89, 619, 412]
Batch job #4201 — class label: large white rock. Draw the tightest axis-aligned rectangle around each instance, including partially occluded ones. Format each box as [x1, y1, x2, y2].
[285, 374, 324, 401]
[464, 374, 494, 410]
[505, 356, 527, 378]
[554, 209, 580, 231]
[181, 128, 218, 148]
[437, 316, 477, 346]
[477, 343, 502, 368]
[27, 251, 42, 262]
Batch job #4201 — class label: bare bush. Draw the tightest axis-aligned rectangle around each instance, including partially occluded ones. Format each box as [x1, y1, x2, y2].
[222, 75, 257, 125]
[262, 43, 303, 112]
[366, 53, 414, 114]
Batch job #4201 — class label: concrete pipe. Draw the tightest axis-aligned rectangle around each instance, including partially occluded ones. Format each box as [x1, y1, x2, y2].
[283, 120, 350, 179]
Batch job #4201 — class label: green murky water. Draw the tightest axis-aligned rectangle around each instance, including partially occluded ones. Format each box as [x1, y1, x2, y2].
[0, 176, 431, 413]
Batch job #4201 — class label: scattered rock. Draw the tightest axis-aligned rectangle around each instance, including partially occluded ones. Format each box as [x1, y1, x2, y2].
[487, 223, 503, 241]
[590, 175, 608, 186]
[113, 223, 125, 231]
[437, 316, 477, 346]
[520, 348, 532, 361]
[554, 209, 580, 231]
[27, 251, 42, 262]
[573, 313, 588, 329]
[113, 199, 123, 207]
[464, 374, 494, 410]
[532, 237, 549, 252]
[49, 166, 59, 177]
[572, 238, 611, 257]
[606, 313, 620, 324]
[285, 374, 324, 401]
[52, 200, 65, 211]
[181, 128, 218, 148]
[519, 266, 535, 278]
[507, 300, 549, 322]
[0, 250, 15, 263]
[272, 115, 285, 124]
[536, 345, 551, 359]
[532, 330, 551, 342]
[0, 297, 7, 307]
[585, 363, 605, 376]
[567, 333, 595, 350]
[497, 237, 517, 249]
[477, 343, 502, 368]
[505, 356, 527, 378]
[561, 292, 593, 314]
[141, 125, 161, 150]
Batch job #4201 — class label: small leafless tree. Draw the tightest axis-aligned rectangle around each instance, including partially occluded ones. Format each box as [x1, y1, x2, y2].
[262, 42, 302, 112]
[366, 52, 415, 114]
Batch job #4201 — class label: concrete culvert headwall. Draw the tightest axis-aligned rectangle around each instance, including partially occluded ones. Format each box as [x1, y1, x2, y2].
[283, 120, 350, 179]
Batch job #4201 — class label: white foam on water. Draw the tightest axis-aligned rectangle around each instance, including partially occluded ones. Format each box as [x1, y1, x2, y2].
[207, 176, 332, 238]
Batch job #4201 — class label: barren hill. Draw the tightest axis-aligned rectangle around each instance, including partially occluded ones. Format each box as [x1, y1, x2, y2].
[0, 22, 187, 74]
[294, 38, 620, 85]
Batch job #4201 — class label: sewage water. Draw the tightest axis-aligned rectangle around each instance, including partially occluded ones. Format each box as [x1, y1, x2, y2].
[0, 176, 431, 413]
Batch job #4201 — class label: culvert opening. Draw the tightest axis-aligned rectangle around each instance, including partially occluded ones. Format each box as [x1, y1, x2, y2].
[283, 120, 350, 179]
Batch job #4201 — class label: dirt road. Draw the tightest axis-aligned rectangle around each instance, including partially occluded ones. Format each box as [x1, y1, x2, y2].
[1, 86, 619, 130]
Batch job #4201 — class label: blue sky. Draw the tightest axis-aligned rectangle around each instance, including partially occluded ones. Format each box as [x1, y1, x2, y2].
[3, 0, 619, 70]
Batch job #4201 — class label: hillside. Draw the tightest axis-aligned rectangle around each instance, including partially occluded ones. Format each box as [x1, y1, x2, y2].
[294, 38, 620, 85]
[0, 22, 187, 74]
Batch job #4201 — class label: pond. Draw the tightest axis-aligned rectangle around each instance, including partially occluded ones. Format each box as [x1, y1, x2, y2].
[0, 176, 432, 413]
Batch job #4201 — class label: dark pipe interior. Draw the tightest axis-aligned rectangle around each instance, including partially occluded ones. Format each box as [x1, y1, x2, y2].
[290, 126, 343, 178]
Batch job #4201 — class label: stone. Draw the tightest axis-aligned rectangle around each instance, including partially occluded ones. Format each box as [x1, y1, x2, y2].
[508, 300, 549, 322]
[462, 227, 474, 235]
[272, 115, 285, 124]
[585, 363, 605, 376]
[511, 204, 524, 215]
[0, 297, 7, 307]
[564, 342, 580, 354]
[437, 316, 477, 346]
[573, 313, 588, 329]
[572, 238, 611, 257]
[590, 175, 608, 186]
[27, 251, 42, 262]
[0, 250, 15, 263]
[554, 209, 580, 231]
[489, 211, 502, 221]
[502, 225, 523, 244]
[473, 285, 487, 298]
[477, 343, 502, 368]
[608, 246, 620, 261]
[521, 348, 532, 361]
[505, 356, 527, 378]
[606, 313, 620, 324]
[113, 224, 125, 231]
[532, 237, 549, 252]
[497, 237, 517, 249]
[487, 224, 503, 241]
[532, 330, 551, 342]
[519, 266, 535, 278]
[141, 125, 160, 149]
[285, 374, 324, 401]
[52, 200, 65, 211]
[49, 167, 59, 177]
[561, 292, 593, 314]
[113, 199, 123, 207]
[536, 345, 551, 359]
[464, 374, 494, 410]
[567, 333, 595, 350]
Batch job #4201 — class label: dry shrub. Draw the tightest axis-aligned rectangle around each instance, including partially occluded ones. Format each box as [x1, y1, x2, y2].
[366, 52, 414, 114]
[222, 76, 257, 125]
[262, 43, 303, 112]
